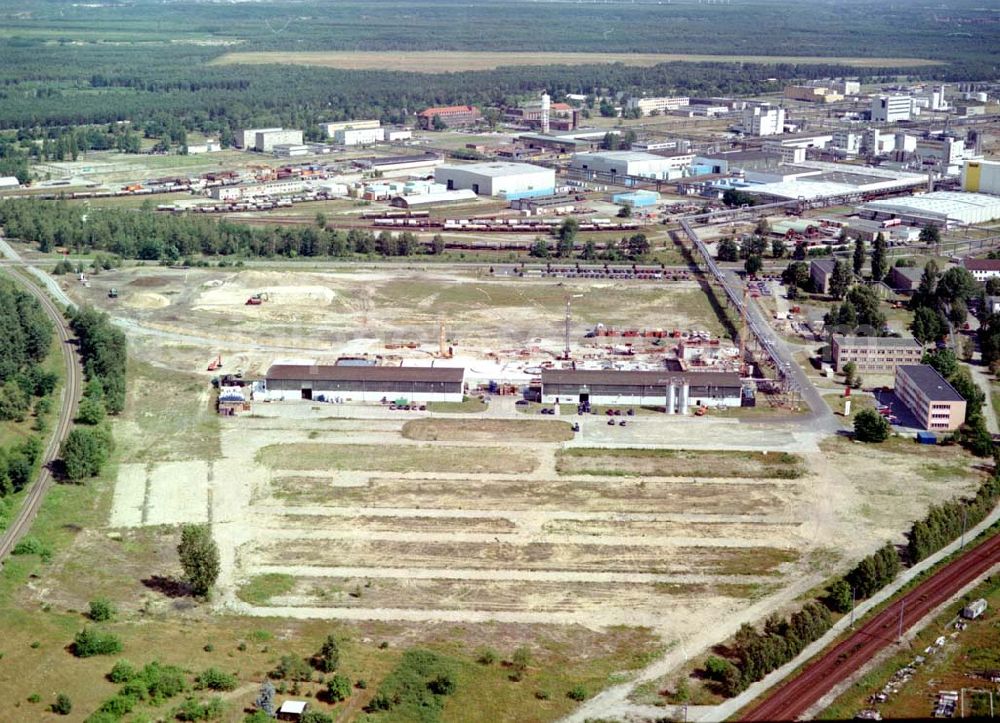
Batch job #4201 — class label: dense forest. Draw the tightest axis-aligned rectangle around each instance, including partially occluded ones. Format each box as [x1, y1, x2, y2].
[0, 277, 55, 504]
[0, 0, 996, 134]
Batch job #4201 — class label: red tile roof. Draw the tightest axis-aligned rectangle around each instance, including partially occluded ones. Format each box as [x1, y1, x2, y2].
[964, 258, 1000, 272]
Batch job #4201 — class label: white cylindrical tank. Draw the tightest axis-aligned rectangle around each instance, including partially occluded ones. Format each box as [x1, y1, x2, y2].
[666, 384, 676, 415]
[541, 93, 551, 134]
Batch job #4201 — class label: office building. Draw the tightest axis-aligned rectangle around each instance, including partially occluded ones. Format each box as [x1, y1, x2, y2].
[741, 105, 785, 136]
[894, 365, 966, 432]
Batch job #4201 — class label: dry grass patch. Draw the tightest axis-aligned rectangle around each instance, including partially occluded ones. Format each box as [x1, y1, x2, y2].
[243, 575, 774, 611]
[254, 538, 798, 576]
[556, 448, 805, 479]
[257, 442, 538, 475]
[278, 513, 518, 535]
[402, 418, 574, 443]
[210, 50, 943, 71]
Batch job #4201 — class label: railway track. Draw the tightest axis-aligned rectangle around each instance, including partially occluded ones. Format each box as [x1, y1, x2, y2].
[741, 530, 1000, 721]
[0, 267, 83, 564]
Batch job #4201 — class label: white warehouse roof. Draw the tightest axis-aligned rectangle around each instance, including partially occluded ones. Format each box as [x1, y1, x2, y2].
[574, 151, 671, 163]
[742, 180, 858, 200]
[437, 161, 551, 177]
[861, 192, 1000, 226]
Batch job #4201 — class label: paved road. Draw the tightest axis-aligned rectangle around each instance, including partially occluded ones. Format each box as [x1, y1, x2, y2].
[0, 265, 83, 563]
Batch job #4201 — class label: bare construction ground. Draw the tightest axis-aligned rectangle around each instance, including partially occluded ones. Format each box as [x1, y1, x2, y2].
[210, 50, 943, 71]
[68, 266, 731, 373]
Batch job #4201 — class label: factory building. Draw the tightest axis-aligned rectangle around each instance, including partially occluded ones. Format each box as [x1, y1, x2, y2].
[271, 144, 310, 157]
[417, 105, 482, 130]
[861, 192, 1000, 227]
[625, 96, 690, 116]
[570, 151, 692, 180]
[830, 335, 923, 374]
[871, 95, 916, 123]
[335, 127, 385, 146]
[254, 129, 304, 153]
[894, 365, 966, 432]
[260, 364, 465, 403]
[962, 159, 1000, 195]
[321, 119, 381, 136]
[783, 85, 844, 103]
[434, 162, 555, 199]
[831, 79, 861, 96]
[0, 176, 22, 189]
[237, 127, 282, 149]
[539, 369, 744, 410]
[741, 104, 785, 136]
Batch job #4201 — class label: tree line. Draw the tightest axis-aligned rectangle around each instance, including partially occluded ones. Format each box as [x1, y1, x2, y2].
[702, 467, 1000, 698]
[59, 306, 126, 482]
[0, 277, 55, 503]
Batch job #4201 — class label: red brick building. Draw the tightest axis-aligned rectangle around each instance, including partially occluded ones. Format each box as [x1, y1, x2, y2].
[418, 105, 482, 130]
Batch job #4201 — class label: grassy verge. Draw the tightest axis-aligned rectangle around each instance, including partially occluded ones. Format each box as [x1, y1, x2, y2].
[556, 448, 805, 479]
[426, 395, 488, 414]
[402, 418, 574, 443]
[237, 573, 296, 605]
[257, 442, 539, 474]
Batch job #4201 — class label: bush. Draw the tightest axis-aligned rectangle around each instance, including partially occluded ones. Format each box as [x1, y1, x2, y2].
[108, 659, 137, 683]
[52, 693, 72, 715]
[271, 654, 313, 681]
[177, 523, 220, 598]
[72, 628, 123, 657]
[12, 535, 51, 560]
[704, 656, 734, 682]
[97, 694, 136, 717]
[89, 598, 116, 622]
[315, 634, 339, 672]
[301, 712, 334, 723]
[853, 408, 890, 443]
[826, 579, 853, 613]
[173, 696, 224, 721]
[427, 672, 456, 696]
[60, 424, 114, 480]
[244, 713, 272, 723]
[195, 668, 238, 691]
[476, 647, 498, 665]
[326, 673, 352, 702]
[28, 693, 41, 703]
[567, 684, 588, 701]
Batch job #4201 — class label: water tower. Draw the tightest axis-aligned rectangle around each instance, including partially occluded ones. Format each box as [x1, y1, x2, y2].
[540, 92, 551, 134]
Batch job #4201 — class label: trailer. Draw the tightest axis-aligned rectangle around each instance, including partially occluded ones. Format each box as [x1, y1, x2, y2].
[962, 598, 987, 620]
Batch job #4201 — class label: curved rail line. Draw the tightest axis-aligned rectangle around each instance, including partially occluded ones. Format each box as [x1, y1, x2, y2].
[0, 268, 83, 563]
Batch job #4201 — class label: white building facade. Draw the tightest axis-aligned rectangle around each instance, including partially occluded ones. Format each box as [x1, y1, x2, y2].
[434, 162, 555, 198]
[741, 105, 785, 136]
[872, 95, 915, 123]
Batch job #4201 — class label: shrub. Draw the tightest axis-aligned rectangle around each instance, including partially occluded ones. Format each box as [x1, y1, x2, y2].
[52, 693, 72, 715]
[72, 628, 123, 657]
[13, 536, 51, 560]
[97, 694, 136, 717]
[476, 647, 499, 665]
[535, 689, 551, 700]
[89, 598, 116, 622]
[326, 673, 352, 702]
[704, 656, 734, 682]
[28, 693, 41, 703]
[315, 634, 339, 673]
[853, 408, 890, 443]
[301, 712, 334, 723]
[173, 696, 224, 721]
[244, 712, 272, 723]
[195, 668, 238, 692]
[271, 654, 313, 681]
[427, 672, 456, 696]
[567, 684, 588, 701]
[108, 659, 137, 683]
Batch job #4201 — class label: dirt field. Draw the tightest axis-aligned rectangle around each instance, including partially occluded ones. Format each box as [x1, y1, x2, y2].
[402, 418, 574, 443]
[68, 267, 730, 374]
[210, 50, 943, 71]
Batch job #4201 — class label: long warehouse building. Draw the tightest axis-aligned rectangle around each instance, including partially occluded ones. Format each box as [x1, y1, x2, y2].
[435, 162, 555, 199]
[540, 369, 745, 411]
[260, 364, 465, 402]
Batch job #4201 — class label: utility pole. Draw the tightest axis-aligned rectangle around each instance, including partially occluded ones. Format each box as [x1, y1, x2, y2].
[897, 598, 906, 643]
[961, 506, 968, 549]
[564, 296, 572, 360]
[850, 587, 856, 630]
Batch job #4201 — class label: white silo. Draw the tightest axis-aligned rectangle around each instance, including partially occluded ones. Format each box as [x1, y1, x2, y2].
[540, 93, 551, 134]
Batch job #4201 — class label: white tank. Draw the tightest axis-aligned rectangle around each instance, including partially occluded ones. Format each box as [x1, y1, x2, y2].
[540, 93, 551, 134]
